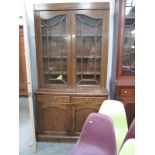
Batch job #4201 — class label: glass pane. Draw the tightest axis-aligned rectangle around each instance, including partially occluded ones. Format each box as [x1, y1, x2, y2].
[76, 14, 102, 85]
[122, 0, 135, 76]
[41, 15, 68, 85]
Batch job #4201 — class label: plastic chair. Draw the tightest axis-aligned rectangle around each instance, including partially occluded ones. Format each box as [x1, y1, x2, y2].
[98, 100, 128, 153]
[119, 139, 135, 155]
[69, 113, 117, 155]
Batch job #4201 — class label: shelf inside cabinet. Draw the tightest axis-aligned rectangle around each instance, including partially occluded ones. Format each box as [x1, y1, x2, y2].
[77, 72, 100, 75]
[76, 34, 102, 37]
[44, 71, 67, 75]
[123, 49, 135, 53]
[122, 65, 135, 69]
[43, 56, 67, 59]
[125, 17, 135, 19]
[76, 56, 101, 59]
[42, 34, 67, 37]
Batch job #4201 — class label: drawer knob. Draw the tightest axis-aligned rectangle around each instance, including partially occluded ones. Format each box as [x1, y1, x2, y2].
[124, 90, 127, 94]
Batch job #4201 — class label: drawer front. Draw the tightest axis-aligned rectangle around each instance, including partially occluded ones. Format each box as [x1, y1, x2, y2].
[37, 95, 70, 103]
[71, 97, 106, 105]
[119, 88, 135, 98]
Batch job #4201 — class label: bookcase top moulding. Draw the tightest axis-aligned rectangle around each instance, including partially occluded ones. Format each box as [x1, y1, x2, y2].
[33, 3, 110, 11]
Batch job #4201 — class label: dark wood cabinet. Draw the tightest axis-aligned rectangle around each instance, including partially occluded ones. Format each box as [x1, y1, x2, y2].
[19, 25, 28, 96]
[111, 0, 135, 127]
[34, 3, 110, 141]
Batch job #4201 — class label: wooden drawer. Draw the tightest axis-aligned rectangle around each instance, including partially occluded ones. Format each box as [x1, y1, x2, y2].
[119, 88, 135, 98]
[37, 95, 70, 103]
[71, 97, 106, 105]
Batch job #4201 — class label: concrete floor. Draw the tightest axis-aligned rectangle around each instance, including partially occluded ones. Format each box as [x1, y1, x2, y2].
[19, 97, 74, 155]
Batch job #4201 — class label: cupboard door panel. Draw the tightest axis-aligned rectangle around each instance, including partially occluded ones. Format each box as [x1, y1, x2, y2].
[117, 97, 135, 127]
[73, 104, 101, 135]
[125, 102, 135, 127]
[122, 2, 135, 76]
[36, 11, 72, 88]
[71, 10, 109, 88]
[38, 103, 71, 135]
[121, 99, 135, 127]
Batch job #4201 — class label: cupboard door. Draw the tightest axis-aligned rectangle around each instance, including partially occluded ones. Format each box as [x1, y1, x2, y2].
[72, 96, 104, 135]
[122, 99, 135, 127]
[71, 10, 109, 88]
[72, 103, 101, 135]
[35, 11, 71, 88]
[122, 1, 135, 76]
[125, 102, 135, 127]
[37, 102, 72, 136]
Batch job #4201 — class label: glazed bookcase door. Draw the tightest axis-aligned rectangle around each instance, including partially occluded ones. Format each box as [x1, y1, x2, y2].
[72, 10, 109, 88]
[122, 0, 135, 76]
[35, 11, 71, 88]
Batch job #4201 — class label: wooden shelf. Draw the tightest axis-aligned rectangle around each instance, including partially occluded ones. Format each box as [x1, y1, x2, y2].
[44, 71, 100, 75]
[42, 34, 102, 37]
[76, 56, 101, 59]
[77, 72, 100, 75]
[44, 71, 67, 75]
[123, 49, 135, 53]
[43, 56, 67, 59]
[122, 66, 135, 69]
[76, 34, 102, 37]
[125, 17, 135, 19]
[42, 34, 66, 37]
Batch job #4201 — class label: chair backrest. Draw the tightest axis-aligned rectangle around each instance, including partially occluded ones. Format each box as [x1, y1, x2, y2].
[123, 119, 135, 145]
[99, 100, 128, 153]
[119, 139, 135, 155]
[78, 113, 117, 155]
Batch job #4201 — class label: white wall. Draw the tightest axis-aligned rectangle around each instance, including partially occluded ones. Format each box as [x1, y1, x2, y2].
[23, 0, 115, 94]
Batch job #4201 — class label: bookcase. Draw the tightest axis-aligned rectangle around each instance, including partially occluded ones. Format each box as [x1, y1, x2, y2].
[34, 3, 110, 141]
[111, 0, 135, 127]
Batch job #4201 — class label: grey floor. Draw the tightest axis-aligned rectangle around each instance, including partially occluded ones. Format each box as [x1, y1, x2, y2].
[19, 97, 74, 155]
